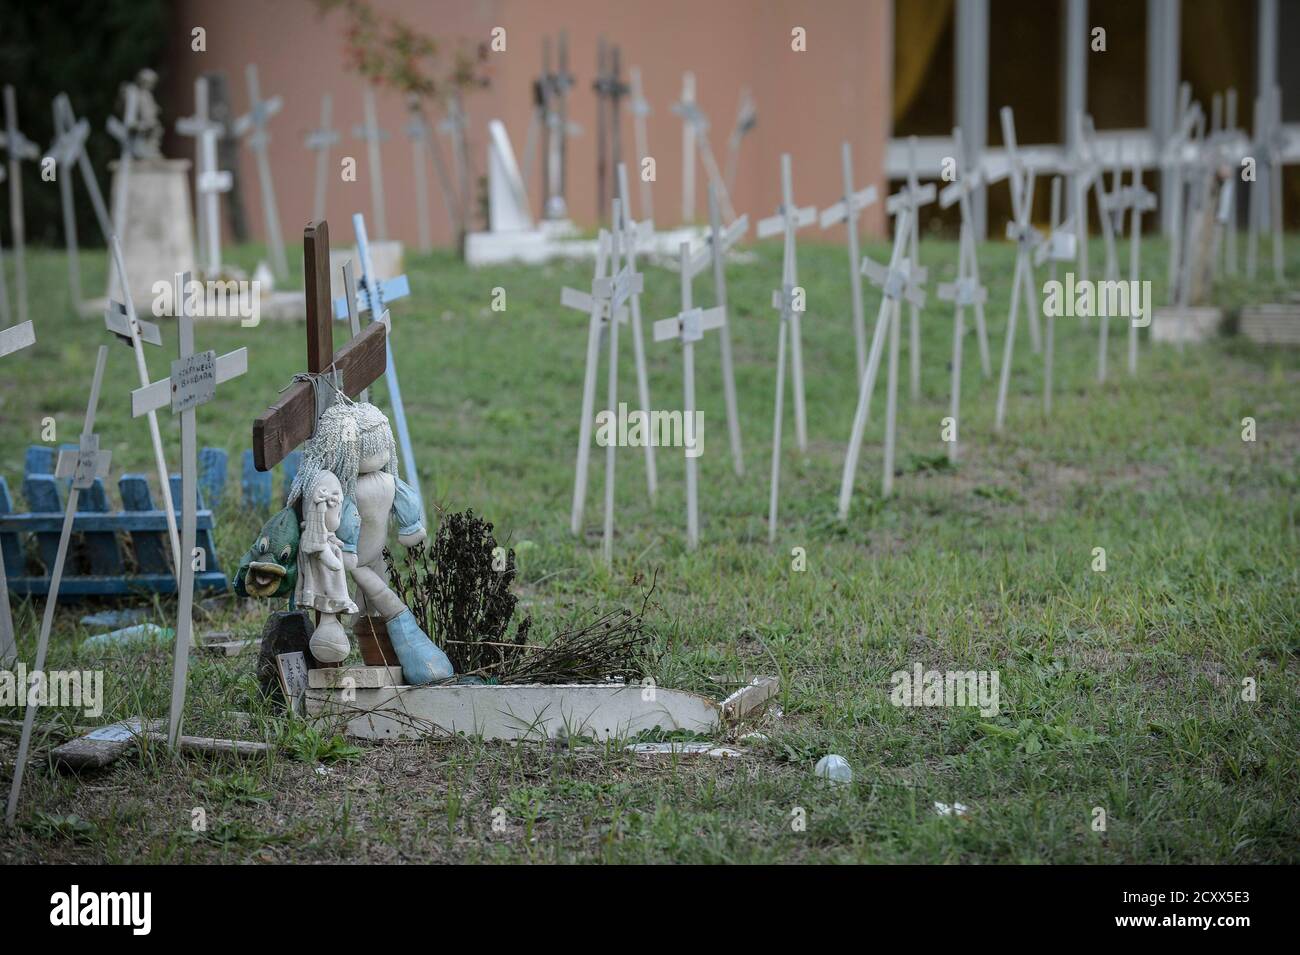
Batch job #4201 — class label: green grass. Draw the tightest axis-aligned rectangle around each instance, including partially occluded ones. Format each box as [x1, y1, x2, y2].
[1, 230, 1298, 863]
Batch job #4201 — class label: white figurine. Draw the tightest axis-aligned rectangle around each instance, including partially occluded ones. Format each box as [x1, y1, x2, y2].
[296, 469, 358, 663]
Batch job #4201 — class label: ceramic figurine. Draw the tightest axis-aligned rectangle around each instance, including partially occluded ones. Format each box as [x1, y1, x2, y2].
[295, 469, 358, 663]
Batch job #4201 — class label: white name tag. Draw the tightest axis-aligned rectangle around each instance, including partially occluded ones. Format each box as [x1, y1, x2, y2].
[170, 350, 217, 414]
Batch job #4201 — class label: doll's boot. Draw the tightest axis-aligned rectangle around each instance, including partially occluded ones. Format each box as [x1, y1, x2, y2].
[386, 609, 454, 684]
[309, 613, 350, 664]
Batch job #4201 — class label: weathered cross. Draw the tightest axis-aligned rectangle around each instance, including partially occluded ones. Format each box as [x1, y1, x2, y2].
[671, 89, 737, 225]
[1034, 175, 1075, 415]
[628, 65, 653, 224]
[994, 107, 1044, 433]
[654, 240, 728, 549]
[404, 96, 434, 251]
[675, 72, 698, 222]
[105, 81, 142, 236]
[1089, 130, 1132, 382]
[561, 230, 630, 541]
[233, 64, 289, 280]
[253, 221, 390, 471]
[1120, 161, 1157, 375]
[439, 91, 473, 238]
[724, 87, 757, 201]
[177, 76, 233, 277]
[757, 153, 816, 455]
[615, 163, 659, 499]
[5, 344, 111, 826]
[106, 236, 182, 571]
[1, 85, 39, 325]
[888, 137, 938, 398]
[935, 130, 995, 463]
[51, 95, 114, 248]
[1247, 84, 1287, 282]
[937, 126, 1000, 379]
[705, 183, 747, 477]
[660, 181, 748, 480]
[837, 207, 922, 519]
[0, 166, 8, 325]
[305, 93, 339, 224]
[353, 86, 391, 241]
[330, 212, 423, 527]
[46, 94, 95, 307]
[0, 318, 35, 667]
[592, 39, 628, 223]
[819, 141, 880, 387]
[132, 273, 248, 748]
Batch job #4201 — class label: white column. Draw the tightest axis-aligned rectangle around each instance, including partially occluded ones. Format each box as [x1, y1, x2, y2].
[1063, 0, 1089, 226]
[1147, 0, 1181, 234]
[955, 0, 990, 237]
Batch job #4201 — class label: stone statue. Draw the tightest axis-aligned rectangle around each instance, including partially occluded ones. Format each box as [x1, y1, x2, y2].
[119, 68, 164, 160]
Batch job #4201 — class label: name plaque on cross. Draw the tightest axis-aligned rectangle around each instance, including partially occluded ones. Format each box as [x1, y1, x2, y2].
[170, 349, 217, 413]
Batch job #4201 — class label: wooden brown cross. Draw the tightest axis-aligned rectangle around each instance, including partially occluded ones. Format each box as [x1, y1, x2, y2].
[252, 220, 388, 471]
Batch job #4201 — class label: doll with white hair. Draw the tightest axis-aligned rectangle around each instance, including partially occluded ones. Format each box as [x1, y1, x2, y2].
[288, 398, 453, 683]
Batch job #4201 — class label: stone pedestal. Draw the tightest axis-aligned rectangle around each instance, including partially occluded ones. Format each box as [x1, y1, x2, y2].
[1152, 306, 1223, 344]
[106, 158, 197, 309]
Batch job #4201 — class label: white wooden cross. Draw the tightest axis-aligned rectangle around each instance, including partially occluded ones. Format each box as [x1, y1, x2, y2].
[104, 236, 182, 570]
[1122, 161, 1157, 376]
[671, 85, 736, 225]
[1091, 135, 1125, 382]
[131, 272, 248, 747]
[1034, 175, 1075, 414]
[439, 92, 472, 236]
[405, 97, 434, 252]
[0, 166, 8, 325]
[177, 76, 233, 277]
[724, 87, 757, 201]
[935, 132, 992, 463]
[654, 240, 727, 549]
[628, 66, 653, 224]
[705, 183, 748, 477]
[1247, 84, 1286, 282]
[757, 153, 816, 454]
[1161, 89, 1201, 295]
[0, 318, 35, 668]
[837, 208, 922, 519]
[47, 95, 92, 308]
[233, 64, 289, 280]
[888, 136, 938, 399]
[1, 85, 39, 325]
[937, 127, 999, 379]
[304, 94, 339, 224]
[592, 199, 641, 562]
[661, 184, 747, 478]
[50, 95, 113, 244]
[994, 107, 1044, 433]
[616, 163, 658, 499]
[675, 72, 697, 222]
[562, 218, 641, 561]
[820, 141, 879, 388]
[5, 345, 111, 827]
[329, 213, 423, 527]
[353, 86, 391, 241]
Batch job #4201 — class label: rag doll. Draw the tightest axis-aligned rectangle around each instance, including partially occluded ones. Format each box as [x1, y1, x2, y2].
[287, 398, 453, 683]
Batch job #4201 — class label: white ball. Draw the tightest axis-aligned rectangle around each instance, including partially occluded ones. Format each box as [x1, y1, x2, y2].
[814, 754, 853, 783]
